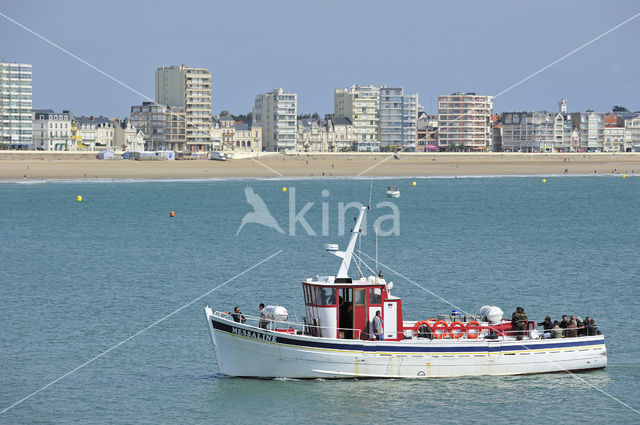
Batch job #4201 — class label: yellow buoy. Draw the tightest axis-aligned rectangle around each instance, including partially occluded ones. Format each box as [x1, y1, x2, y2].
[542, 179, 546, 183]
[282, 187, 287, 192]
[622, 174, 626, 179]
[412, 181, 416, 186]
[76, 195, 82, 202]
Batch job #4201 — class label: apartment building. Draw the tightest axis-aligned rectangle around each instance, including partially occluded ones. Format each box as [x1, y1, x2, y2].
[379, 87, 418, 151]
[502, 111, 558, 152]
[0, 61, 32, 148]
[329, 117, 353, 152]
[571, 112, 604, 152]
[297, 119, 327, 152]
[253, 88, 297, 152]
[32, 109, 72, 151]
[624, 115, 640, 152]
[130, 101, 186, 151]
[437, 92, 493, 151]
[218, 116, 236, 150]
[334, 85, 379, 151]
[416, 112, 438, 152]
[155, 65, 212, 151]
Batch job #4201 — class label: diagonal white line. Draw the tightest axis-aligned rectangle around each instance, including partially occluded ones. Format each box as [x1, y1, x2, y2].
[0, 250, 282, 415]
[494, 11, 640, 99]
[250, 157, 283, 176]
[359, 250, 640, 415]
[357, 11, 640, 176]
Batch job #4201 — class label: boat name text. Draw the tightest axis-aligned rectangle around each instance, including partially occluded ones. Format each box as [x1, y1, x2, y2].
[232, 327, 277, 342]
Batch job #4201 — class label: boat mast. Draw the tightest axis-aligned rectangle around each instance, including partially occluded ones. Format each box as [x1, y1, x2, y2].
[336, 206, 367, 279]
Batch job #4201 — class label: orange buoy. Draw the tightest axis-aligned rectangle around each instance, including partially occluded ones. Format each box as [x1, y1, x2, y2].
[465, 321, 482, 339]
[170, 211, 175, 217]
[449, 321, 465, 339]
[412, 320, 432, 334]
[431, 320, 451, 339]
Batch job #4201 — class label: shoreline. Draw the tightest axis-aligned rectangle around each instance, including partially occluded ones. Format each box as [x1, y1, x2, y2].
[1, 152, 639, 180]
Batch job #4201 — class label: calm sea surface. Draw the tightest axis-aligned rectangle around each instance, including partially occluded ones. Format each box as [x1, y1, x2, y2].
[1, 176, 639, 424]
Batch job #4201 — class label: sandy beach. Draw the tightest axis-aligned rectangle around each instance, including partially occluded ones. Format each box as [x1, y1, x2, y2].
[1, 152, 639, 180]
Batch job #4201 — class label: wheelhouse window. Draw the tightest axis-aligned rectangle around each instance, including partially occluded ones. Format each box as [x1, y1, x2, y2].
[369, 288, 382, 304]
[354, 289, 365, 305]
[315, 287, 336, 305]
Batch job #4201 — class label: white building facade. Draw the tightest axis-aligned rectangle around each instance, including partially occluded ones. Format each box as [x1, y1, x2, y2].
[0, 61, 32, 148]
[253, 88, 297, 152]
[334, 85, 379, 151]
[438, 92, 493, 151]
[155, 65, 212, 151]
[32, 109, 73, 151]
[379, 87, 418, 151]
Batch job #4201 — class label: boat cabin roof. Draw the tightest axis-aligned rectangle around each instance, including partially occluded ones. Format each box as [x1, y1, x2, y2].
[303, 275, 387, 288]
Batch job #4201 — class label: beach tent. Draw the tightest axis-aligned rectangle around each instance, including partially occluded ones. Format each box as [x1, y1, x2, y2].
[97, 150, 115, 160]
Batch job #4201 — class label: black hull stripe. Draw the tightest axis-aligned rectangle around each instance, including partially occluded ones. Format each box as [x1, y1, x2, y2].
[211, 319, 605, 354]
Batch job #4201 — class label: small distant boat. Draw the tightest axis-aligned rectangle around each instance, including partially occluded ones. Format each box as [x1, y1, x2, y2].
[386, 186, 400, 198]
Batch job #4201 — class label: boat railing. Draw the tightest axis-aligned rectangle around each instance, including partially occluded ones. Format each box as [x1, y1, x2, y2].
[213, 310, 364, 339]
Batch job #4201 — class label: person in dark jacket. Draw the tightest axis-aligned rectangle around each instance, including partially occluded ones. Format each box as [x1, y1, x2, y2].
[587, 318, 599, 336]
[537, 316, 553, 338]
[225, 306, 246, 323]
[511, 307, 528, 340]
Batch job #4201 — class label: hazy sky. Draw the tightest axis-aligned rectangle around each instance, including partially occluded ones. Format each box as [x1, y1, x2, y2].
[1, 1, 638, 118]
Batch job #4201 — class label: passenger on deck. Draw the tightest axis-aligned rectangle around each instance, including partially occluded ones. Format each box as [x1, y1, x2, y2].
[560, 315, 570, 330]
[551, 321, 563, 339]
[373, 310, 384, 341]
[511, 307, 528, 340]
[225, 306, 246, 324]
[565, 315, 578, 338]
[537, 316, 553, 338]
[576, 317, 586, 336]
[587, 318, 599, 336]
[258, 303, 268, 329]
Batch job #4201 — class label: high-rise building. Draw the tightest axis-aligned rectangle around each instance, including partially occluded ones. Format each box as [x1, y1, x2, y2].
[32, 109, 72, 150]
[253, 88, 297, 151]
[155, 65, 212, 151]
[379, 87, 418, 151]
[130, 101, 186, 151]
[334, 85, 379, 151]
[0, 61, 32, 148]
[437, 92, 493, 151]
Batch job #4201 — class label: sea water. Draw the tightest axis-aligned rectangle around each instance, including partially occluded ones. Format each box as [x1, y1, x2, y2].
[1, 176, 639, 424]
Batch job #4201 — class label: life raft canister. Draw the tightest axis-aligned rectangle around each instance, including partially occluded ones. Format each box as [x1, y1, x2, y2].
[465, 321, 482, 339]
[449, 321, 465, 339]
[431, 320, 451, 339]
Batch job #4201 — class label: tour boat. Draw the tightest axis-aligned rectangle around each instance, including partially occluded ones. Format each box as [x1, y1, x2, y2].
[204, 207, 606, 378]
[386, 187, 400, 198]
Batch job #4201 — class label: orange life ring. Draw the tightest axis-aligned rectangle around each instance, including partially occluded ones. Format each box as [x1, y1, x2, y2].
[431, 320, 451, 339]
[449, 321, 465, 339]
[465, 321, 482, 339]
[412, 320, 432, 333]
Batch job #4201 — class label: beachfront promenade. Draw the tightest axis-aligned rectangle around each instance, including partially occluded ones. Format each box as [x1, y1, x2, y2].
[1, 152, 639, 180]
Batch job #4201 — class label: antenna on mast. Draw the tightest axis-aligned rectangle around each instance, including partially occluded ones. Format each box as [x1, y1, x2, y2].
[375, 225, 379, 274]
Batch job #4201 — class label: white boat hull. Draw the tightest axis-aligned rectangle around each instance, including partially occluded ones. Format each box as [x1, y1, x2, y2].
[205, 309, 607, 379]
